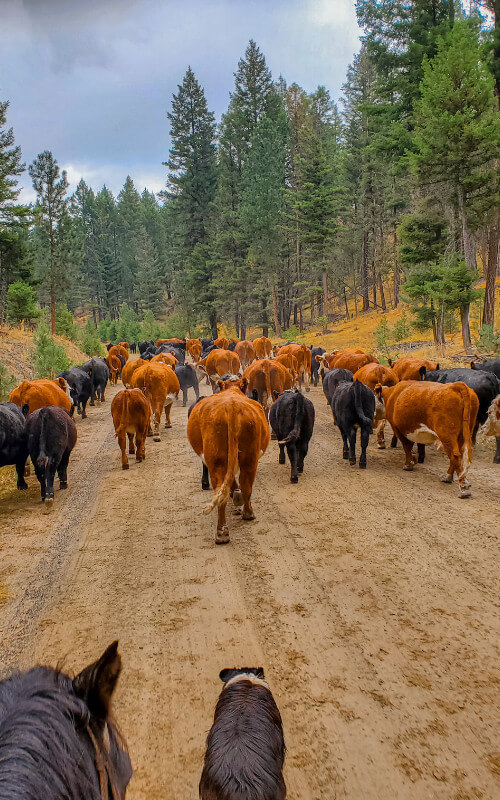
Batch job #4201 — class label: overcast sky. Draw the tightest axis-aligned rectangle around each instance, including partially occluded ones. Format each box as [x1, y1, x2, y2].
[2, 0, 361, 203]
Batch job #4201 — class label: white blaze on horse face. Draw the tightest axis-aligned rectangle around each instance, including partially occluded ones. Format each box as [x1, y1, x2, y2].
[406, 424, 438, 445]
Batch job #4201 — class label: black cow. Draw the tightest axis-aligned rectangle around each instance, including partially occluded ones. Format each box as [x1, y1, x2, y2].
[269, 390, 315, 483]
[80, 357, 109, 402]
[425, 367, 500, 462]
[332, 380, 376, 468]
[0, 402, 28, 490]
[175, 364, 200, 406]
[471, 358, 500, 380]
[129, 342, 137, 354]
[227, 340, 237, 351]
[24, 406, 77, 510]
[106, 343, 115, 352]
[159, 344, 185, 364]
[57, 368, 92, 419]
[138, 340, 155, 355]
[310, 346, 325, 386]
[323, 368, 353, 409]
[200, 338, 214, 350]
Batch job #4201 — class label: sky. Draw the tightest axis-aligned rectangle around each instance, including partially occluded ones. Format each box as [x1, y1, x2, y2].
[1, 0, 361, 204]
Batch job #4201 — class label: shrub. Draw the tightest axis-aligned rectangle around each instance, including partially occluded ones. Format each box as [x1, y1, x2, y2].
[392, 310, 411, 342]
[55, 303, 77, 340]
[98, 318, 110, 342]
[6, 281, 41, 327]
[141, 310, 160, 342]
[476, 324, 500, 355]
[282, 324, 300, 342]
[0, 362, 15, 402]
[375, 317, 393, 360]
[80, 319, 104, 357]
[33, 321, 70, 379]
[117, 303, 142, 343]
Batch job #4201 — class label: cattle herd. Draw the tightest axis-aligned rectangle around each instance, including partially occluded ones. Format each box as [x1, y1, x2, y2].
[0, 332, 499, 799]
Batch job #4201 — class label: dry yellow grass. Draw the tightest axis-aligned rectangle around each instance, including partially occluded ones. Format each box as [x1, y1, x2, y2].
[0, 325, 89, 381]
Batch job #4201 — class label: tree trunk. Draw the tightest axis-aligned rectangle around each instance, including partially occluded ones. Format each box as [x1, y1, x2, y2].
[272, 285, 281, 337]
[372, 261, 377, 308]
[344, 287, 350, 320]
[378, 273, 387, 312]
[293, 303, 297, 326]
[209, 308, 218, 339]
[322, 269, 328, 314]
[361, 230, 369, 311]
[483, 224, 498, 327]
[460, 304, 474, 354]
[299, 304, 303, 332]
[240, 321, 246, 341]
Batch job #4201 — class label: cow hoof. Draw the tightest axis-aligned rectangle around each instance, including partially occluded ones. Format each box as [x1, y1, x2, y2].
[90, 401, 95, 407]
[232, 489, 243, 506]
[349, 459, 356, 466]
[242, 511, 255, 521]
[17, 481, 28, 490]
[270, 431, 277, 440]
[343, 451, 349, 460]
[122, 463, 129, 470]
[202, 483, 210, 491]
[147, 432, 153, 437]
[377, 442, 386, 450]
[164, 423, 172, 429]
[59, 481, 68, 489]
[278, 454, 286, 465]
[403, 464, 414, 471]
[153, 436, 161, 442]
[441, 474, 453, 484]
[43, 498, 54, 514]
[418, 456, 425, 464]
[298, 464, 304, 473]
[459, 487, 471, 499]
[305, 387, 310, 393]
[290, 475, 298, 484]
[359, 461, 367, 469]
[136, 455, 142, 462]
[215, 526, 230, 544]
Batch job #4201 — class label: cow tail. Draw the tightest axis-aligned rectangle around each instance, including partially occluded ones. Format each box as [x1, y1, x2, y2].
[115, 390, 131, 438]
[279, 391, 304, 444]
[204, 407, 239, 514]
[353, 380, 373, 430]
[36, 408, 49, 469]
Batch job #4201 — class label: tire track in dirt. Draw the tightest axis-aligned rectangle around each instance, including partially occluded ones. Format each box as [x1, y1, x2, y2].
[0, 384, 498, 799]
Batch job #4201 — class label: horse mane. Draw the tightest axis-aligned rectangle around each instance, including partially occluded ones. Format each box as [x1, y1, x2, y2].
[0, 666, 101, 799]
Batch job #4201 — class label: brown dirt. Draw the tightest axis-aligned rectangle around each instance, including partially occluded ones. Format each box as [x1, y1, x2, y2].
[0, 384, 499, 799]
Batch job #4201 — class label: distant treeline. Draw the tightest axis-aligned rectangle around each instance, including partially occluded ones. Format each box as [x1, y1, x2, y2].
[0, 1, 498, 352]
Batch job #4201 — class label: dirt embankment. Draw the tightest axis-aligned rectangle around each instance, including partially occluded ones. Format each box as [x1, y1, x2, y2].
[0, 325, 89, 382]
[0, 384, 499, 799]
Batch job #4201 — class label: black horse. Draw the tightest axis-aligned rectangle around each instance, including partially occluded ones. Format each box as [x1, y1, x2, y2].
[0, 641, 132, 799]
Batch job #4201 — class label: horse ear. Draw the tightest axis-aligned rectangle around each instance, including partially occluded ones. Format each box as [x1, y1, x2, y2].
[73, 641, 121, 721]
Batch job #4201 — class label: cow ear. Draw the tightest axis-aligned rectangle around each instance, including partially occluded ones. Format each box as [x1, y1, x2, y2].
[57, 377, 66, 390]
[22, 403, 30, 417]
[374, 383, 383, 399]
[315, 355, 321, 362]
[436, 363, 440, 371]
[272, 390, 280, 400]
[217, 380, 224, 391]
[73, 641, 121, 722]
[419, 366, 426, 380]
[388, 358, 394, 367]
[240, 377, 248, 393]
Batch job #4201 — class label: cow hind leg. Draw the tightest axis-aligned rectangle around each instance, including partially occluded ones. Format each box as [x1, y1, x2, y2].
[390, 434, 398, 448]
[201, 463, 210, 491]
[216, 501, 230, 544]
[239, 463, 258, 521]
[348, 427, 357, 466]
[128, 433, 135, 454]
[164, 400, 173, 428]
[182, 388, 188, 407]
[400, 435, 416, 471]
[286, 441, 299, 483]
[117, 433, 129, 469]
[16, 460, 28, 490]
[417, 443, 426, 463]
[440, 439, 471, 498]
[297, 439, 308, 473]
[57, 450, 70, 489]
[135, 432, 145, 462]
[278, 442, 286, 465]
[376, 419, 386, 449]
[153, 412, 161, 442]
[359, 427, 370, 469]
[43, 458, 58, 512]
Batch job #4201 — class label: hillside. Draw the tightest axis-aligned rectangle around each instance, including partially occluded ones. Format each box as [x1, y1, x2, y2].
[0, 326, 89, 382]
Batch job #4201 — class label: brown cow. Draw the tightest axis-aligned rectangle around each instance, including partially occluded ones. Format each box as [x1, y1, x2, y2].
[214, 336, 229, 350]
[197, 349, 241, 391]
[354, 363, 399, 448]
[131, 362, 180, 441]
[117, 341, 129, 351]
[186, 338, 203, 362]
[108, 344, 129, 364]
[253, 336, 272, 359]
[388, 357, 440, 382]
[333, 352, 378, 373]
[234, 340, 256, 371]
[277, 343, 311, 389]
[243, 359, 293, 418]
[106, 354, 122, 385]
[156, 338, 184, 346]
[275, 352, 300, 386]
[481, 395, 500, 462]
[375, 380, 479, 498]
[121, 358, 146, 387]
[9, 378, 73, 415]
[151, 352, 178, 367]
[111, 388, 151, 469]
[187, 378, 270, 543]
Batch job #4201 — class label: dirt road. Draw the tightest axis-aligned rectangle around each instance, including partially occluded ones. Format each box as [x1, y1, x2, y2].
[0, 383, 499, 799]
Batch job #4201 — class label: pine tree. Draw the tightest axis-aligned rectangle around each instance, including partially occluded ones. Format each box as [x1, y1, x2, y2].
[29, 151, 69, 333]
[116, 176, 143, 306]
[134, 227, 164, 315]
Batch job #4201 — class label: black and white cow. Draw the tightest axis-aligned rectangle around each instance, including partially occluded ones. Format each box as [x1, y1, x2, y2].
[200, 668, 286, 800]
[24, 406, 77, 511]
[332, 380, 378, 468]
[0, 402, 28, 490]
[310, 346, 326, 386]
[269, 390, 315, 483]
